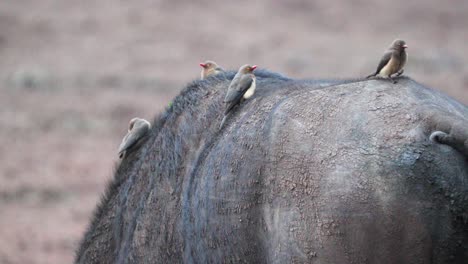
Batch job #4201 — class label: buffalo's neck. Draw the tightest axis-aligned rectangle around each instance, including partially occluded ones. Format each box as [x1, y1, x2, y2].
[154, 83, 227, 194]
[113, 79, 228, 261]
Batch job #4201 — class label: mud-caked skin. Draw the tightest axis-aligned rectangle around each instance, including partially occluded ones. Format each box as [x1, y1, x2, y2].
[75, 71, 468, 264]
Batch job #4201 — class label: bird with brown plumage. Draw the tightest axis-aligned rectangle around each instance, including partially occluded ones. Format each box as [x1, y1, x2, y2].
[118, 118, 151, 159]
[220, 64, 257, 129]
[199, 60, 225, 79]
[366, 39, 408, 84]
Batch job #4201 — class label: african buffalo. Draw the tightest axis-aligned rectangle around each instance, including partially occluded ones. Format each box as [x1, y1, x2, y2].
[75, 70, 468, 263]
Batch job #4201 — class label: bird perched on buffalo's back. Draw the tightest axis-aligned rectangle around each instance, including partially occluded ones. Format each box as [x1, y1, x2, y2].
[118, 118, 151, 159]
[220, 64, 257, 129]
[366, 39, 408, 84]
[200, 60, 225, 79]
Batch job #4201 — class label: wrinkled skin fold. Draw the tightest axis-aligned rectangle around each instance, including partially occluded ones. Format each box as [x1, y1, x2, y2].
[76, 71, 468, 264]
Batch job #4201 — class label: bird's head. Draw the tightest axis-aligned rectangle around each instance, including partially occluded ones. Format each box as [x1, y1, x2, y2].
[128, 118, 138, 131]
[128, 118, 150, 132]
[200, 60, 221, 79]
[391, 39, 408, 51]
[239, 64, 257, 74]
[199, 60, 219, 70]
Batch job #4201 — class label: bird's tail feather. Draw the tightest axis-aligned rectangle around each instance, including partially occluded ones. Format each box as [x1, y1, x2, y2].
[219, 115, 228, 129]
[366, 73, 377, 79]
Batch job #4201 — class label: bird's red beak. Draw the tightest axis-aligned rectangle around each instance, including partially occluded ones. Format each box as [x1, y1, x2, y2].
[251, 65, 257, 71]
[402, 45, 408, 49]
[199, 63, 206, 68]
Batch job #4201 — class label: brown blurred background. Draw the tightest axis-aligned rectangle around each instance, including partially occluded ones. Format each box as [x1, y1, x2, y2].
[0, 0, 467, 263]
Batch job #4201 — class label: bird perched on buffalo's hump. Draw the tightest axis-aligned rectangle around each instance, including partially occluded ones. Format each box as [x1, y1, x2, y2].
[366, 39, 408, 84]
[220, 64, 257, 128]
[200, 60, 225, 79]
[118, 118, 151, 159]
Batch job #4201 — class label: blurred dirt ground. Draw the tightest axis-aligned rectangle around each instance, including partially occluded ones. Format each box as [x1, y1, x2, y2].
[0, 0, 467, 263]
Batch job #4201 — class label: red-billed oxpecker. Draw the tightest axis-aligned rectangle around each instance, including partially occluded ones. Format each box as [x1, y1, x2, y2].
[366, 39, 408, 84]
[200, 60, 225, 80]
[220, 64, 257, 129]
[118, 118, 151, 159]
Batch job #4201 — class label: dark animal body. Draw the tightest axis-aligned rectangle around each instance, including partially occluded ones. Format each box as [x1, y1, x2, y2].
[76, 71, 468, 263]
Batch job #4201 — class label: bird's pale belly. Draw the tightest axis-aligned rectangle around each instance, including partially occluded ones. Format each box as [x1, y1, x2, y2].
[243, 80, 256, 99]
[379, 55, 406, 77]
[379, 57, 398, 76]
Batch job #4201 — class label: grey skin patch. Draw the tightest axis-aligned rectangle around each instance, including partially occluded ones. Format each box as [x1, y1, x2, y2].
[399, 149, 422, 166]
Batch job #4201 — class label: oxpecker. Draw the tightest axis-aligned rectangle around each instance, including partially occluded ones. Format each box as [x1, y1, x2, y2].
[200, 60, 225, 79]
[118, 118, 151, 159]
[220, 64, 257, 128]
[366, 39, 408, 84]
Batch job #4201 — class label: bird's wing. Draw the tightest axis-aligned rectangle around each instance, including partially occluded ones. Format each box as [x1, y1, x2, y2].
[224, 92, 244, 114]
[224, 75, 253, 103]
[224, 75, 242, 103]
[237, 74, 254, 93]
[374, 50, 393, 74]
[117, 127, 148, 156]
[118, 133, 132, 156]
[223, 75, 254, 114]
